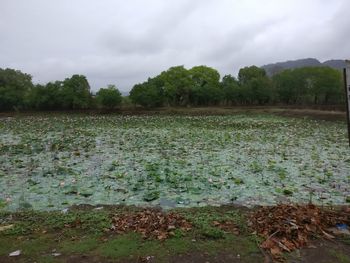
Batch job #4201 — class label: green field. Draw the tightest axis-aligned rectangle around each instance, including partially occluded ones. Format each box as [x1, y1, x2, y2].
[1, 113, 349, 211]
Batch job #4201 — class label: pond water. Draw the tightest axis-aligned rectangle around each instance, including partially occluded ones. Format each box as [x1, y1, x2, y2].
[0, 114, 349, 211]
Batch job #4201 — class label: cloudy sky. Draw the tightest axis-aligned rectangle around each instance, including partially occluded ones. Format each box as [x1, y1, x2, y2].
[1, 0, 349, 92]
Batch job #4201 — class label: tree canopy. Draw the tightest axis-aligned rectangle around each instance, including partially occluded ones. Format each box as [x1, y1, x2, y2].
[0, 68, 33, 111]
[61, 75, 91, 109]
[0, 64, 345, 111]
[273, 67, 343, 105]
[96, 85, 122, 109]
[129, 78, 164, 108]
[159, 66, 193, 106]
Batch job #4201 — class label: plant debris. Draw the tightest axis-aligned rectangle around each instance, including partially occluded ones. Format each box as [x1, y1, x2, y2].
[212, 220, 240, 235]
[9, 250, 21, 257]
[249, 204, 350, 261]
[111, 209, 192, 240]
[0, 224, 14, 232]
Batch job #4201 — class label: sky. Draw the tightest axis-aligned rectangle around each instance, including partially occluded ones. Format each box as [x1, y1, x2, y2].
[1, 0, 349, 92]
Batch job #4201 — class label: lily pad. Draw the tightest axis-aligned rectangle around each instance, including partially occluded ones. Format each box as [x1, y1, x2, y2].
[283, 189, 293, 196]
[0, 114, 349, 211]
[143, 191, 160, 202]
[80, 190, 94, 197]
[63, 185, 79, 195]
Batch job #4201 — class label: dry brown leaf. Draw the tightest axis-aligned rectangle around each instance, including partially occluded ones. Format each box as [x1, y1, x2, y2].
[250, 204, 350, 261]
[110, 209, 192, 240]
[270, 246, 282, 256]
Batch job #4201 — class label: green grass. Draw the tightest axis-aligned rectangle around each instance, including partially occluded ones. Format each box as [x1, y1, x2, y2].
[177, 206, 248, 239]
[0, 236, 15, 256]
[340, 236, 350, 246]
[0, 210, 112, 236]
[329, 249, 350, 263]
[96, 233, 260, 262]
[60, 236, 101, 254]
[98, 233, 142, 258]
[1, 206, 349, 262]
[0, 235, 55, 257]
[0, 206, 264, 262]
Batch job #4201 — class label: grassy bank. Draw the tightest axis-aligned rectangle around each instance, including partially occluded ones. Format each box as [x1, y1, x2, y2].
[1, 205, 350, 263]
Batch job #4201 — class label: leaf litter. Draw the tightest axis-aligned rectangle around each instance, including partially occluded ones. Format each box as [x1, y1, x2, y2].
[249, 204, 350, 261]
[110, 209, 192, 240]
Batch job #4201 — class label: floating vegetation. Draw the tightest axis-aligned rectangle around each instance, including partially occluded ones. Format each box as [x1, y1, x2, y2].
[0, 114, 349, 211]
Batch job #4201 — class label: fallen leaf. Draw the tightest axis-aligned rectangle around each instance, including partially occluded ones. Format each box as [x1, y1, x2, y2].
[249, 204, 350, 260]
[110, 209, 192, 240]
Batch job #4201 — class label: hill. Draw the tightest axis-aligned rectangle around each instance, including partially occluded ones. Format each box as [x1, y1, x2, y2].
[261, 58, 345, 76]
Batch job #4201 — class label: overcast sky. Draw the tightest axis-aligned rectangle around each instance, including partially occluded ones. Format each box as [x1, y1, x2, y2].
[1, 0, 349, 92]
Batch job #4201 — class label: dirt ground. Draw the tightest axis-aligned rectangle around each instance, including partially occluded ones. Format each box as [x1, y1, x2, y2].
[1, 240, 349, 263]
[0, 106, 347, 122]
[0, 206, 349, 263]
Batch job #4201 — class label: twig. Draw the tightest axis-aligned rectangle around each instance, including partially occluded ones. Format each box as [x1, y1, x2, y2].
[266, 230, 280, 241]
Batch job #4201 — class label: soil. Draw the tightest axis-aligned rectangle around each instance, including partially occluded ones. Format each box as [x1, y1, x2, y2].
[1, 241, 349, 263]
[0, 106, 347, 122]
[271, 108, 346, 121]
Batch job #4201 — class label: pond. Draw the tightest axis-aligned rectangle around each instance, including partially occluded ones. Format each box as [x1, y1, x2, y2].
[0, 114, 349, 211]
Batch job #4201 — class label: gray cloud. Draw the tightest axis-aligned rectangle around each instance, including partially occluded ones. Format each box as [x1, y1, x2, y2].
[0, 0, 348, 92]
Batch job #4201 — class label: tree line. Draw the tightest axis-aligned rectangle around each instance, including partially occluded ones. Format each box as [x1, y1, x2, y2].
[0, 65, 344, 111]
[130, 65, 344, 107]
[0, 68, 122, 111]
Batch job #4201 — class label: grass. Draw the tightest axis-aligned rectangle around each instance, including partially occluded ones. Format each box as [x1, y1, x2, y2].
[1, 206, 349, 262]
[60, 236, 101, 254]
[0, 234, 56, 260]
[340, 236, 350, 246]
[96, 233, 260, 262]
[0, 206, 263, 262]
[178, 206, 249, 239]
[0, 209, 112, 236]
[97, 233, 142, 258]
[329, 249, 350, 263]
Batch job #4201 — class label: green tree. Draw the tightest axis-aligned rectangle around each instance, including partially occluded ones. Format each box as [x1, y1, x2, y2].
[220, 75, 240, 105]
[0, 68, 33, 111]
[273, 69, 304, 104]
[303, 67, 343, 104]
[129, 78, 164, 108]
[273, 67, 343, 105]
[61, 75, 92, 109]
[159, 66, 193, 106]
[189, 66, 222, 106]
[238, 66, 273, 104]
[96, 85, 122, 109]
[27, 82, 63, 110]
[238, 66, 266, 85]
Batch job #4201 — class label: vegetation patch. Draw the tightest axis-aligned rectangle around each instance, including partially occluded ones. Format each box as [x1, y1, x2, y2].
[1, 114, 349, 211]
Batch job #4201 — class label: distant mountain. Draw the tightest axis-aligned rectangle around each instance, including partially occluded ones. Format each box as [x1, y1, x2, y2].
[261, 58, 345, 76]
[322, 59, 346, 70]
